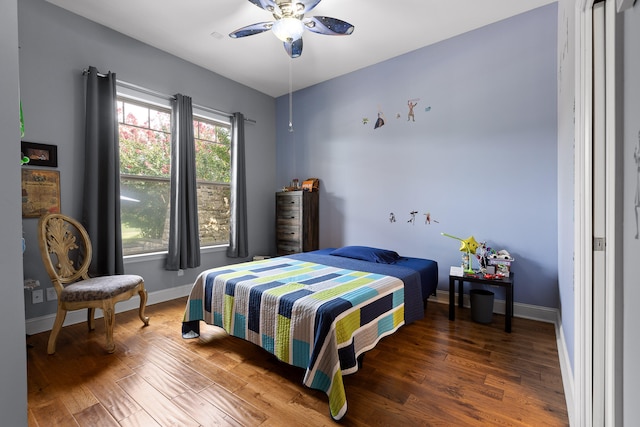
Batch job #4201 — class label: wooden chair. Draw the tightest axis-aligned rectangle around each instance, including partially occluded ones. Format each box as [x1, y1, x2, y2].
[38, 213, 149, 354]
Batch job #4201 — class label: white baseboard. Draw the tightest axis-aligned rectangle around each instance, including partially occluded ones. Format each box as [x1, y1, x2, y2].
[25, 283, 193, 336]
[555, 311, 575, 427]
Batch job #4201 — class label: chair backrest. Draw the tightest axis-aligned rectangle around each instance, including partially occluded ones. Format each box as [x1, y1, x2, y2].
[38, 213, 93, 288]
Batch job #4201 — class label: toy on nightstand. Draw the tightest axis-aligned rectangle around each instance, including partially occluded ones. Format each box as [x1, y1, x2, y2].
[488, 249, 514, 277]
[441, 233, 479, 274]
[477, 241, 490, 272]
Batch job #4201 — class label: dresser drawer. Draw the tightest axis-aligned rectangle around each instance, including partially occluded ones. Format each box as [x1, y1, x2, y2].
[277, 212, 301, 226]
[277, 242, 302, 255]
[276, 195, 301, 209]
[277, 226, 301, 242]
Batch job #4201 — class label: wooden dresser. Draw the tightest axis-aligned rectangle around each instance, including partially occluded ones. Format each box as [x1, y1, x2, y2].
[275, 191, 319, 256]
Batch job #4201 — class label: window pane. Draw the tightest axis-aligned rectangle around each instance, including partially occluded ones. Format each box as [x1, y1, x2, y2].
[119, 125, 171, 177]
[197, 182, 230, 247]
[120, 176, 170, 255]
[198, 121, 218, 142]
[118, 97, 171, 255]
[193, 120, 199, 139]
[123, 102, 149, 126]
[217, 127, 230, 143]
[150, 109, 171, 132]
[117, 100, 124, 123]
[194, 116, 231, 246]
[195, 140, 230, 182]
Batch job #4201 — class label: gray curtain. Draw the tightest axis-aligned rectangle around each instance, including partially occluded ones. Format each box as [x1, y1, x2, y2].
[82, 66, 123, 276]
[227, 112, 248, 258]
[165, 94, 201, 270]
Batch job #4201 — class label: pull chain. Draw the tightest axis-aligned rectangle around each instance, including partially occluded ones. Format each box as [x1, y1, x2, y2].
[288, 58, 294, 132]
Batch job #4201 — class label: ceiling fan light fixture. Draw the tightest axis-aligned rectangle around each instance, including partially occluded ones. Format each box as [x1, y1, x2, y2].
[272, 17, 304, 42]
[231, 0, 354, 58]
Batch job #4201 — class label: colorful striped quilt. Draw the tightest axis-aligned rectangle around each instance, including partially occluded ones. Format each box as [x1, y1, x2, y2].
[182, 256, 406, 420]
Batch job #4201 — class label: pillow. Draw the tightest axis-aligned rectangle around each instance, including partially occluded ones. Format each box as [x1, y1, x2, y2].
[329, 246, 400, 264]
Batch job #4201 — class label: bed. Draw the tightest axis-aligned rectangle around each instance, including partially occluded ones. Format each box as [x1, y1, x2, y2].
[182, 246, 438, 420]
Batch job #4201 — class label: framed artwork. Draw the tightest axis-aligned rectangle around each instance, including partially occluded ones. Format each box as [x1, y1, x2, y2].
[21, 141, 58, 167]
[21, 169, 61, 218]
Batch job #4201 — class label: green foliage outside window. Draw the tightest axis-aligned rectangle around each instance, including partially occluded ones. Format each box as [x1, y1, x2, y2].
[117, 98, 231, 254]
[194, 119, 231, 183]
[120, 177, 169, 248]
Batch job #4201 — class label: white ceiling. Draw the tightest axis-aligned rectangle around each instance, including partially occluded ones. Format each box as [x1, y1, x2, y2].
[45, 0, 556, 98]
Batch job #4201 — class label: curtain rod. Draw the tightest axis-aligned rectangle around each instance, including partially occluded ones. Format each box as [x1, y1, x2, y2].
[82, 69, 256, 124]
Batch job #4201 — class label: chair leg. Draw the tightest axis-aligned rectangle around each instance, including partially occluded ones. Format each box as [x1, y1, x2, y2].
[87, 308, 96, 331]
[47, 307, 67, 355]
[138, 285, 150, 326]
[103, 304, 116, 353]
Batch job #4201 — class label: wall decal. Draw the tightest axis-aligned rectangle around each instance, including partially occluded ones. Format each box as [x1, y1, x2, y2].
[386, 210, 440, 225]
[362, 99, 432, 129]
[407, 99, 419, 122]
[424, 212, 439, 224]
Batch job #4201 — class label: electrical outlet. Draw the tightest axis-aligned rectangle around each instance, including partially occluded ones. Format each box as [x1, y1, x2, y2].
[32, 289, 44, 304]
[46, 287, 57, 301]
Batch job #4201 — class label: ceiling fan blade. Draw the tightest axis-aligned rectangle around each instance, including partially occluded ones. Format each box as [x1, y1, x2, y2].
[300, 0, 322, 14]
[303, 16, 354, 36]
[269, 1, 321, 16]
[229, 21, 274, 38]
[284, 38, 303, 58]
[247, 0, 278, 13]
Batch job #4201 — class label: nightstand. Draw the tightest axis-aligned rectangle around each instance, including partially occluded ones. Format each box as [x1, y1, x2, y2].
[449, 272, 515, 332]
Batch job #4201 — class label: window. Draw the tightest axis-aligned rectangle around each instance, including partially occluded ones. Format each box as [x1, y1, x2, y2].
[193, 114, 231, 247]
[117, 96, 231, 256]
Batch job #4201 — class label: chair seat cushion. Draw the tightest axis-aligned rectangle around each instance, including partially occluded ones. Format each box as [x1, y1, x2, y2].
[61, 275, 143, 302]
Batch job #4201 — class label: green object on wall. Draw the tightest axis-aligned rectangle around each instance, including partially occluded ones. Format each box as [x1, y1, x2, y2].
[19, 101, 28, 165]
[19, 101, 24, 137]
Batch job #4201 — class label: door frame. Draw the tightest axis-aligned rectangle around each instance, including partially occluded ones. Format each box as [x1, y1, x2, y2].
[574, 0, 621, 425]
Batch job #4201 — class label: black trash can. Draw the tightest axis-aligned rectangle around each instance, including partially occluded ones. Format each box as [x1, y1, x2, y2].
[470, 289, 494, 324]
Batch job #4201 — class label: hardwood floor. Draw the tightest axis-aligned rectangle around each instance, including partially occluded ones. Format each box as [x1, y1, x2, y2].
[27, 297, 569, 426]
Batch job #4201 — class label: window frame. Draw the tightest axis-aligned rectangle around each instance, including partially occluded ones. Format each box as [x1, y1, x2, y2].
[116, 89, 232, 259]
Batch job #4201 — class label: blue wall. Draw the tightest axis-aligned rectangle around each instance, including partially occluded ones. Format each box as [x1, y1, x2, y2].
[276, 4, 559, 308]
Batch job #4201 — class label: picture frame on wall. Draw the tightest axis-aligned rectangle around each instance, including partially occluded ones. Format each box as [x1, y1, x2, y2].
[21, 169, 61, 218]
[21, 141, 58, 167]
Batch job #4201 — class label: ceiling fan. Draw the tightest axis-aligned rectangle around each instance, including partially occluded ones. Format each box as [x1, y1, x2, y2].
[229, 0, 355, 58]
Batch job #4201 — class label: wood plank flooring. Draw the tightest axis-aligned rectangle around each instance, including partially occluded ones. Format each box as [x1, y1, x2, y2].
[27, 297, 569, 426]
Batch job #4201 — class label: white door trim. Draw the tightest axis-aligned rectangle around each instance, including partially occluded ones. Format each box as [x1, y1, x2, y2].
[574, 0, 620, 425]
[574, 2, 594, 425]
